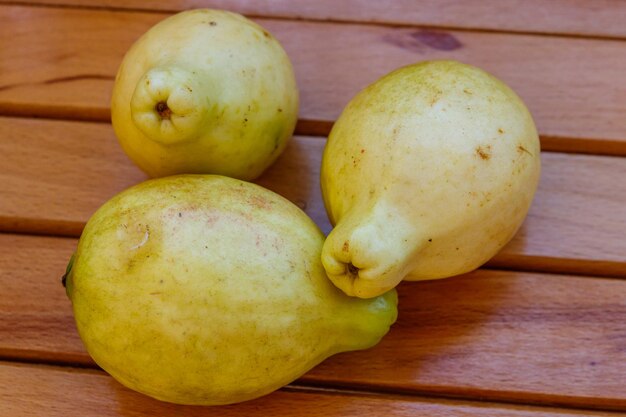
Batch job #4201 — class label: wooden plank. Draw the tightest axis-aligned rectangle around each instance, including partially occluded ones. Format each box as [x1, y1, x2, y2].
[1, 233, 625, 409]
[2, 6, 626, 154]
[492, 151, 626, 278]
[0, 118, 147, 236]
[3, 116, 626, 277]
[5, 0, 626, 40]
[2, 363, 621, 417]
[0, 117, 327, 236]
[310, 272, 626, 409]
[0, 235, 84, 364]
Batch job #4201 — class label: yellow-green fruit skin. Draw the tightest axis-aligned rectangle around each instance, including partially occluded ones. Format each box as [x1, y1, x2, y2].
[321, 61, 541, 298]
[65, 175, 397, 405]
[111, 9, 298, 180]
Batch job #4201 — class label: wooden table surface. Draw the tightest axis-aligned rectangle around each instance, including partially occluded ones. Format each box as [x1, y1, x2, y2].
[1, 1, 625, 415]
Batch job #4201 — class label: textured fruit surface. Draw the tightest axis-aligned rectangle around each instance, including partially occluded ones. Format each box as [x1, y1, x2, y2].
[65, 175, 397, 405]
[111, 9, 298, 180]
[321, 60, 541, 298]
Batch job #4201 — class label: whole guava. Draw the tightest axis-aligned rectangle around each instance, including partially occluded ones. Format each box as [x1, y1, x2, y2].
[111, 9, 298, 180]
[64, 175, 397, 405]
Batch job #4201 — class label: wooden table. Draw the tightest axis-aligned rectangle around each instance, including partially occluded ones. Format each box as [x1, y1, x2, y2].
[1, 1, 626, 415]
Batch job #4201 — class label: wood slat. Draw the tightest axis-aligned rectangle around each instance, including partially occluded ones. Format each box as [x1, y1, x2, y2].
[3, 363, 621, 417]
[2, 5, 626, 154]
[0, 116, 327, 236]
[0, 235, 83, 364]
[3, 116, 626, 277]
[5, 0, 626, 40]
[0, 119, 146, 236]
[1, 233, 625, 410]
[492, 151, 626, 277]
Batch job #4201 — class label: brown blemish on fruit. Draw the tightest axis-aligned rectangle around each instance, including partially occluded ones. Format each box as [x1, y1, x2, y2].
[342, 241, 350, 252]
[205, 214, 218, 226]
[249, 195, 272, 210]
[498, 128, 505, 134]
[518, 145, 533, 156]
[429, 91, 442, 106]
[272, 133, 282, 152]
[476, 145, 491, 160]
[262, 30, 270, 38]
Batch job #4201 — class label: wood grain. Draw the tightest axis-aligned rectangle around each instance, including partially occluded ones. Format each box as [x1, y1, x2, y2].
[2, 6, 626, 153]
[3, 363, 622, 417]
[5, 0, 626, 39]
[3, 116, 626, 277]
[0, 117, 327, 235]
[0, 235, 83, 364]
[493, 152, 626, 277]
[1, 1, 624, 414]
[1, 233, 625, 409]
[0, 118, 147, 236]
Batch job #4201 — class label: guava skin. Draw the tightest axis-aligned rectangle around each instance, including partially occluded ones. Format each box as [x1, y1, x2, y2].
[111, 10, 299, 180]
[321, 61, 541, 298]
[65, 175, 397, 405]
